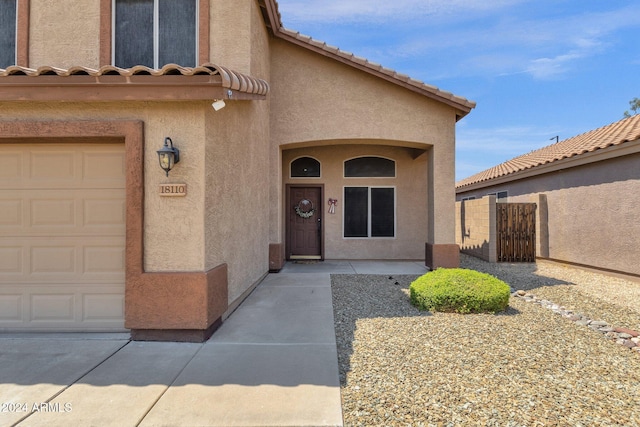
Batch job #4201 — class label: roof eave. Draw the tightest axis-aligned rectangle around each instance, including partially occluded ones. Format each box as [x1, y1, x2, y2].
[455, 138, 640, 193]
[262, 0, 475, 118]
[0, 63, 269, 102]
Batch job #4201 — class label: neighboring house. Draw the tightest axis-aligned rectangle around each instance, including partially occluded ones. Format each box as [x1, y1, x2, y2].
[456, 115, 640, 277]
[0, 0, 474, 340]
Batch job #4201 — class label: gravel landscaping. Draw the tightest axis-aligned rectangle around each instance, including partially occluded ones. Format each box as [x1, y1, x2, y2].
[331, 254, 640, 426]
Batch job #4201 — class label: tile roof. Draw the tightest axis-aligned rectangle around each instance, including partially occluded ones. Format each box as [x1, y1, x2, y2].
[260, 0, 475, 119]
[456, 114, 640, 189]
[0, 63, 270, 96]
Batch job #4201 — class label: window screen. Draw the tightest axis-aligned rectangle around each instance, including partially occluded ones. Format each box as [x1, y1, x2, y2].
[344, 187, 368, 237]
[344, 187, 395, 238]
[291, 157, 321, 177]
[371, 188, 395, 237]
[158, 0, 196, 67]
[0, 0, 16, 69]
[115, 0, 154, 68]
[344, 157, 395, 177]
[114, 0, 197, 68]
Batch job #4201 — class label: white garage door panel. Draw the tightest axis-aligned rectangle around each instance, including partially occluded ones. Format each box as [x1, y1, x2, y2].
[0, 190, 125, 236]
[0, 287, 124, 327]
[0, 238, 124, 280]
[0, 143, 126, 332]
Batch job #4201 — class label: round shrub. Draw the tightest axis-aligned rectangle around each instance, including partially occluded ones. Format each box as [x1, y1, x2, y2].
[409, 268, 510, 314]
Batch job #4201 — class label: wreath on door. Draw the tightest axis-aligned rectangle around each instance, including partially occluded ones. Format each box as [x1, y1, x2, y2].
[294, 199, 315, 218]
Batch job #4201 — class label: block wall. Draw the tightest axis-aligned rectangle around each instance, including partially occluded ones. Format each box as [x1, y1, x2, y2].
[455, 196, 497, 262]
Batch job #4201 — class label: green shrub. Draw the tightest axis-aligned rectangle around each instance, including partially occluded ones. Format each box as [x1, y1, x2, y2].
[409, 268, 510, 314]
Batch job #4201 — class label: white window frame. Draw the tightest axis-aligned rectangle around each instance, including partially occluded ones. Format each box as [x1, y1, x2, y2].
[111, 0, 199, 69]
[343, 186, 396, 239]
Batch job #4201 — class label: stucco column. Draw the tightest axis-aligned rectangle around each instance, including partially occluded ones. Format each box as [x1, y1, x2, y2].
[268, 139, 285, 272]
[426, 142, 460, 269]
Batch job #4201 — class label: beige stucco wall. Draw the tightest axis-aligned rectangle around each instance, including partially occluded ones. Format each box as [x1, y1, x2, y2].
[456, 151, 640, 275]
[283, 144, 429, 260]
[205, 0, 271, 304]
[0, 101, 207, 273]
[455, 196, 496, 262]
[29, 0, 101, 68]
[209, 0, 270, 76]
[27, 0, 269, 74]
[269, 38, 459, 249]
[204, 99, 271, 304]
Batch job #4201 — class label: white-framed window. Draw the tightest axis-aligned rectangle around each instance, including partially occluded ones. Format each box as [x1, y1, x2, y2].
[344, 186, 395, 238]
[344, 156, 396, 178]
[113, 0, 198, 68]
[0, 0, 17, 69]
[290, 156, 321, 178]
[461, 196, 476, 201]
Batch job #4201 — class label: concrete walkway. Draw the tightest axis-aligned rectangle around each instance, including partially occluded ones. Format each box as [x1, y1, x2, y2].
[0, 261, 427, 427]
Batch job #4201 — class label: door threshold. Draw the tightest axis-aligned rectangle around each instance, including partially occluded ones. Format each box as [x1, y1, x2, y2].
[289, 255, 322, 260]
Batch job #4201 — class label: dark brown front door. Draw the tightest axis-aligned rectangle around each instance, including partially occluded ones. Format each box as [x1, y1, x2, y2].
[287, 185, 323, 259]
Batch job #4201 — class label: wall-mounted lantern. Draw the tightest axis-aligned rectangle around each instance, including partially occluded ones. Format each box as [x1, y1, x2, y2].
[157, 137, 180, 177]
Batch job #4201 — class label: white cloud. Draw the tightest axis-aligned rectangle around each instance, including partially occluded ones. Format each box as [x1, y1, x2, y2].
[277, 1, 640, 81]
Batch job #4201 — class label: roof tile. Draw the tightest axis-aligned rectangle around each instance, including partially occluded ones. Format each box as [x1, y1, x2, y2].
[262, 1, 476, 115]
[456, 114, 640, 188]
[0, 63, 270, 96]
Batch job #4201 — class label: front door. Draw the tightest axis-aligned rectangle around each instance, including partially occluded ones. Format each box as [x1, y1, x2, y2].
[287, 185, 323, 259]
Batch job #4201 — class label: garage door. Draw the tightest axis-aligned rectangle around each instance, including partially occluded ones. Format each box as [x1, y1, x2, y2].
[0, 143, 126, 331]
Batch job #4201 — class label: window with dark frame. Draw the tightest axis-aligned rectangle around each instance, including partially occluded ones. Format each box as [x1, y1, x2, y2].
[344, 187, 395, 238]
[114, 0, 197, 69]
[344, 156, 395, 177]
[0, 0, 17, 69]
[487, 191, 508, 202]
[291, 157, 321, 178]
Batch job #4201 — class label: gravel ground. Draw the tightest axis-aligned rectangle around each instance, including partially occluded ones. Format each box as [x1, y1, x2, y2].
[332, 255, 640, 426]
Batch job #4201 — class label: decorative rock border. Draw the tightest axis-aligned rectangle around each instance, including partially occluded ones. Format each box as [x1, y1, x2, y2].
[514, 290, 640, 354]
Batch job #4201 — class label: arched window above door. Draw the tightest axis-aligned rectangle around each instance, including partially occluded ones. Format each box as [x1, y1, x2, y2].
[291, 156, 321, 178]
[344, 156, 395, 177]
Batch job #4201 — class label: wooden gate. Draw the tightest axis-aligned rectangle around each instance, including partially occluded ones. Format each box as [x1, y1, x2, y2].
[496, 203, 536, 262]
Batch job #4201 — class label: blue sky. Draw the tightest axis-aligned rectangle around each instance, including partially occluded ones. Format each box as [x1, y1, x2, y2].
[275, 0, 640, 181]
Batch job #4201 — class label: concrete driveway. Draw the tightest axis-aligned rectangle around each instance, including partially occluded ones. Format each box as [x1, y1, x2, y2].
[0, 261, 427, 426]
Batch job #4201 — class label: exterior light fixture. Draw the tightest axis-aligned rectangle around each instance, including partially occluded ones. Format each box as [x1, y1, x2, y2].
[157, 137, 180, 177]
[211, 99, 226, 111]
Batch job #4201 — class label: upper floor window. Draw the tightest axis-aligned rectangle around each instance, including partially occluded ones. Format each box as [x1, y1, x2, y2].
[291, 157, 321, 178]
[0, 0, 17, 68]
[344, 156, 395, 178]
[113, 0, 197, 68]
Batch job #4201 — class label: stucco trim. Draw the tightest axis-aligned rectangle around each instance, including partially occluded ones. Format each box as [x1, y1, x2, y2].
[425, 243, 460, 269]
[0, 120, 228, 341]
[269, 243, 285, 272]
[16, 0, 29, 67]
[198, 0, 210, 64]
[99, 0, 111, 67]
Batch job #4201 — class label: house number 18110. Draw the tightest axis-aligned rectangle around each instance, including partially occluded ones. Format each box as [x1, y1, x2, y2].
[159, 183, 187, 197]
